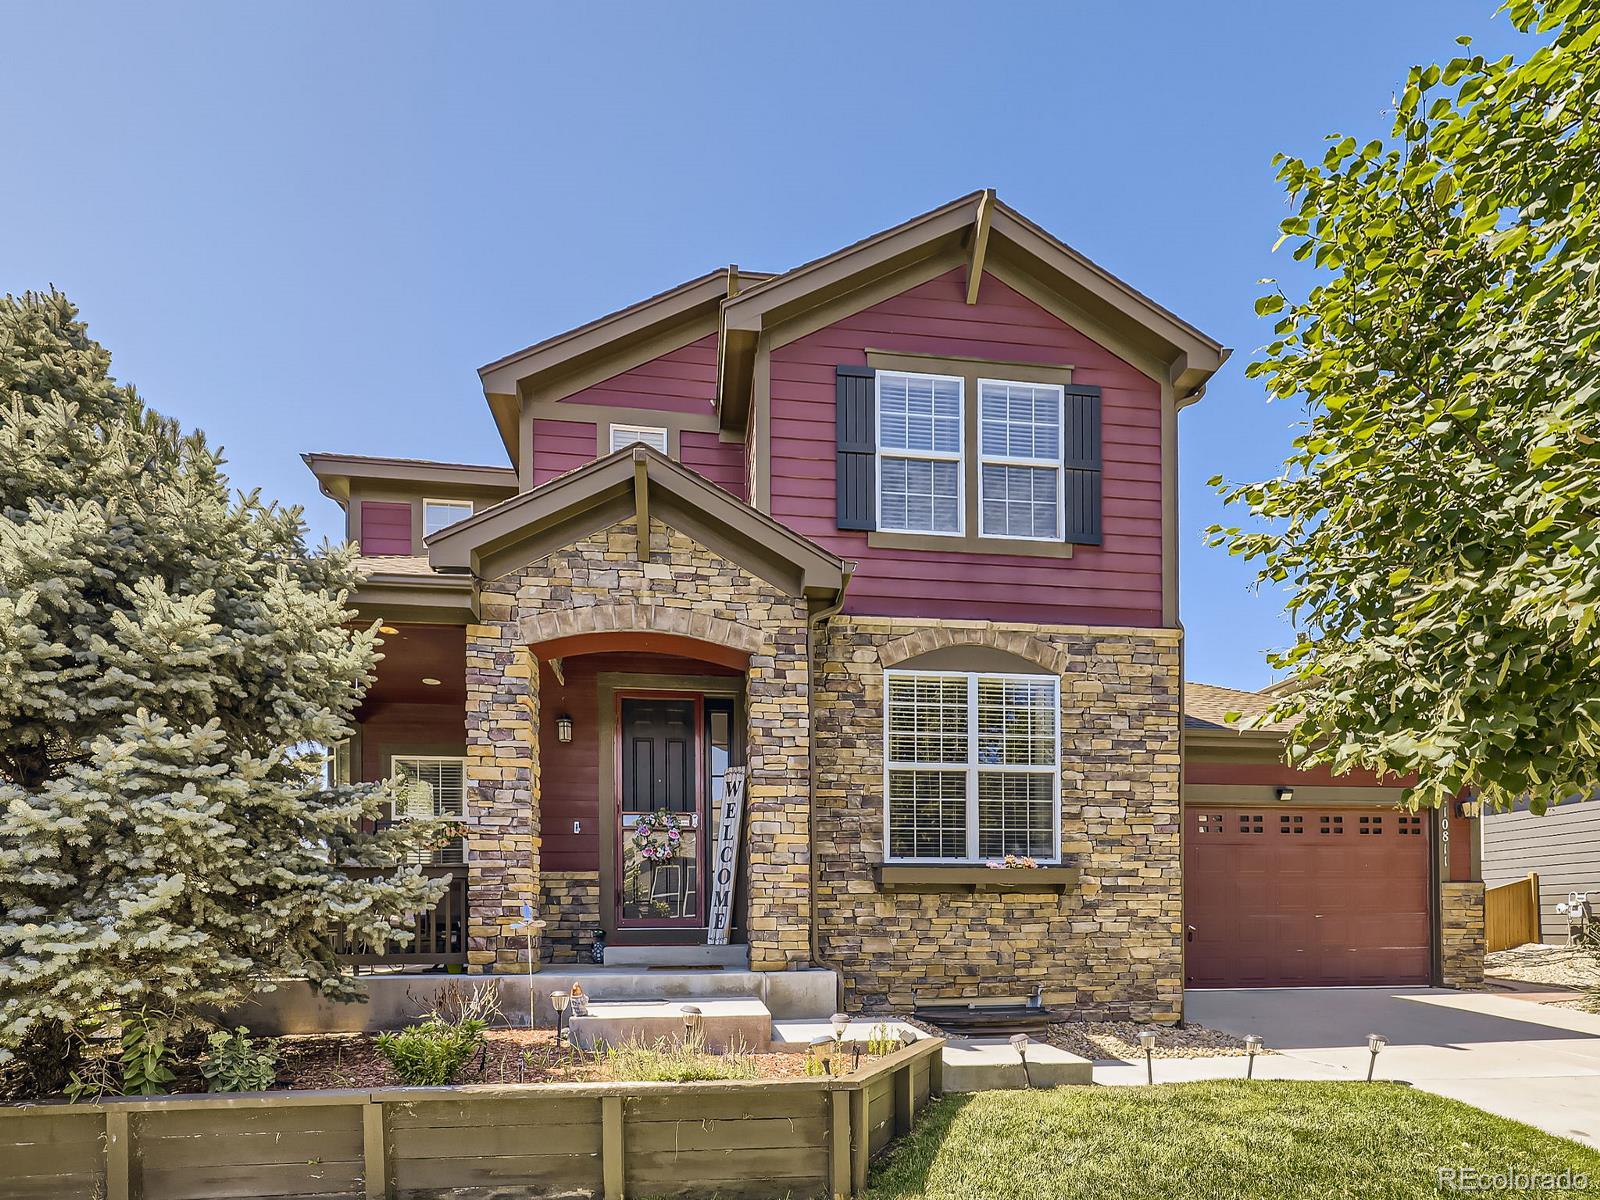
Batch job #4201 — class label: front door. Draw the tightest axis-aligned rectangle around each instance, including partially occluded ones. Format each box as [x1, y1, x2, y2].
[616, 696, 704, 928]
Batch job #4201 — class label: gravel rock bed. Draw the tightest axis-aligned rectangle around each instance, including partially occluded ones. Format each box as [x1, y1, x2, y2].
[1486, 943, 1600, 989]
[1046, 1021, 1262, 1061]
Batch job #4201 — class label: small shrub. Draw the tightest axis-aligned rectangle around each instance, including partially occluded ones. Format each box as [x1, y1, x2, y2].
[118, 1011, 176, 1096]
[201, 1027, 279, 1093]
[376, 1017, 487, 1086]
[599, 1033, 757, 1083]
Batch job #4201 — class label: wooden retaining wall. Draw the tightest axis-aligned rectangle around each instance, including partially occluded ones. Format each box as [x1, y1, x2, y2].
[0, 1037, 942, 1200]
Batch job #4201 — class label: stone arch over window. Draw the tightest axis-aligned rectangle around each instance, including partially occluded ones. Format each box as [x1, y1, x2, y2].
[519, 601, 767, 662]
[878, 625, 1063, 676]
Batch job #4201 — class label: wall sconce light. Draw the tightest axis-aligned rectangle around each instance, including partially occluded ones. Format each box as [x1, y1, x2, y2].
[1275, 786, 1295, 803]
[556, 714, 574, 743]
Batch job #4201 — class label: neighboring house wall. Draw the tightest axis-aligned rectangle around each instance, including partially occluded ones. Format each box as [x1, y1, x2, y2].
[769, 268, 1165, 627]
[813, 615, 1183, 1020]
[1484, 799, 1600, 936]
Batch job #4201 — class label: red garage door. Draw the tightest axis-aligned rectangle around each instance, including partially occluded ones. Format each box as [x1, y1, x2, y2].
[1185, 807, 1433, 987]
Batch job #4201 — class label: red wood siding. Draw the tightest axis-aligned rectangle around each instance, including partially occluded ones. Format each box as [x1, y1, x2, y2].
[357, 702, 464, 782]
[359, 501, 413, 555]
[679, 430, 746, 501]
[540, 652, 740, 873]
[532, 418, 598, 487]
[768, 268, 1165, 626]
[560, 333, 720, 414]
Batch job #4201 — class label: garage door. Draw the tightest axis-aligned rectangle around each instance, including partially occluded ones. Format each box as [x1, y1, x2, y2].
[1185, 807, 1432, 987]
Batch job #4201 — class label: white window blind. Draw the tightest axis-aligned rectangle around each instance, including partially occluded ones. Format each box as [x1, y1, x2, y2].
[978, 380, 1063, 540]
[609, 424, 669, 454]
[392, 755, 467, 864]
[423, 499, 473, 537]
[883, 671, 1060, 862]
[876, 372, 963, 534]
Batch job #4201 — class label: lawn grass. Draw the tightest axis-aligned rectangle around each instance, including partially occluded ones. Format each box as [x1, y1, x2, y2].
[866, 1081, 1600, 1200]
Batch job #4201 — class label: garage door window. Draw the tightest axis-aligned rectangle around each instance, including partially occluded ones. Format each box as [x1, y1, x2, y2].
[883, 669, 1060, 863]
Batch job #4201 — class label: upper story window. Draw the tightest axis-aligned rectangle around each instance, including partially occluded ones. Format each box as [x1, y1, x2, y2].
[978, 380, 1063, 541]
[875, 372, 963, 535]
[883, 670, 1060, 864]
[423, 499, 474, 537]
[610, 423, 669, 455]
[836, 357, 1101, 552]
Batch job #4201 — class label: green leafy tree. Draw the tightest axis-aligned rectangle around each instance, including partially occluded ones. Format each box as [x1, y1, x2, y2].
[1210, 1, 1600, 814]
[0, 290, 447, 1092]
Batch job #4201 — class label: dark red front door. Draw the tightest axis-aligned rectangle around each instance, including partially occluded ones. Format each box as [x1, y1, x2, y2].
[616, 696, 703, 928]
[1185, 806, 1432, 987]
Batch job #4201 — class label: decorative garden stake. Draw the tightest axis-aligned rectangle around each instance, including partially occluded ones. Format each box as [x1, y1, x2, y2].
[1244, 1034, 1263, 1079]
[1138, 1029, 1158, 1085]
[511, 902, 542, 1028]
[550, 990, 571, 1046]
[1366, 1033, 1387, 1082]
[1009, 1033, 1032, 1089]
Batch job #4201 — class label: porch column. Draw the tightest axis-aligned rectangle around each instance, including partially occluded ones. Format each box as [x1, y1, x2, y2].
[743, 626, 813, 971]
[464, 616, 541, 972]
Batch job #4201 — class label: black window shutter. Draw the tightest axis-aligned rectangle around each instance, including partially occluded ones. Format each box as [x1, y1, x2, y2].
[1061, 384, 1102, 545]
[835, 365, 877, 531]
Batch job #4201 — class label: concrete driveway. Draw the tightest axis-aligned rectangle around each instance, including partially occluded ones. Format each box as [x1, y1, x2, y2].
[1097, 988, 1600, 1146]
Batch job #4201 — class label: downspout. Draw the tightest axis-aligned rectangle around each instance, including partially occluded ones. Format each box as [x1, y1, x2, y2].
[807, 565, 855, 1013]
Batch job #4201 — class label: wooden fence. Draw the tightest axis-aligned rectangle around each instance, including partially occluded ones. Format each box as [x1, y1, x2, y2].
[1485, 871, 1541, 953]
[0, 1036, 942, 1200]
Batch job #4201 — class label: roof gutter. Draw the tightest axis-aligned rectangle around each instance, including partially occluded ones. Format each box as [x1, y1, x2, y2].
[805, 564, 855, 1011]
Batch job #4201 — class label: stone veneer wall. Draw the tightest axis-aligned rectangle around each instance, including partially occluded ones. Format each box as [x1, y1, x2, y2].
[542, 871, 602, 963]
[464, 615, 539, 971]
[1440, 881, 1486, 988]
[812, 616, 1184, 1021]
[466, 516, 813, 971]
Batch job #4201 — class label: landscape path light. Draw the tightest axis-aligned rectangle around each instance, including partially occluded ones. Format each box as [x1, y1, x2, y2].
[1009, 1033, 1032, 1089]
[1138, 1029, 1158, 1085]
[1244, 1034, 1263, 1079]
[549, 990, 571, 1046]
[1366, 1033, 1388, 1082]
[811, 1034, 835, 1077]
[681, 1005, 704, 1047]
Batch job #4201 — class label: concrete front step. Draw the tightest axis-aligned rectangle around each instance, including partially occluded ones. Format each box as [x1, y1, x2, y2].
[568, 997, 772, 1054]
[770, 1018, 922, 1052]
[602, 944, 750, 969]
[940, 1037, 1093, 1091]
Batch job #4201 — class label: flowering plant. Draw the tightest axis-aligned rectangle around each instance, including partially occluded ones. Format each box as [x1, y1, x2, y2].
[633, 809, 684, 863]
[984, 854, 1040, 870]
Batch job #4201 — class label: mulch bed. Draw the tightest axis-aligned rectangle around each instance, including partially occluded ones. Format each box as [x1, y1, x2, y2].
[1045, 1021, 1259, 1061]
[274, 1028, 815, 1091]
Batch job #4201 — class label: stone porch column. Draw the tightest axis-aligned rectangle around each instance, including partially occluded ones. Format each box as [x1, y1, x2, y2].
[1440, 881, 1486, 988]
[742, 625, 813, 971]
[464, 617, 540, 972]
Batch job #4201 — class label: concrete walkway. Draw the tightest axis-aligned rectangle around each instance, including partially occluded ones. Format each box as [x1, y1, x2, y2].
[1091, 988, 1600, 1147]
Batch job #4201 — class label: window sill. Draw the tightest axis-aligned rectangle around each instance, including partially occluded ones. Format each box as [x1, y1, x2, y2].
[867, 530, 1075, 560]
[873, 864, 1080, 894]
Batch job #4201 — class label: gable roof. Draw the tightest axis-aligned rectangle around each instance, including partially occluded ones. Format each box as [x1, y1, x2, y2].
[426, 442, 849, 600]
[717, 190, 1230, 430]
[303, 452, 519, 504]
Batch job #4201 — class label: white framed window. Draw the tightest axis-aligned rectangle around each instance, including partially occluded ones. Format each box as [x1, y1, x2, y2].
[391, 755, 467, 864]
[883, 670, 1061, 863]
[876, 371, 963, 535]
[423, 499, 474, 537]
[978, 379, 1063, 540]
[610, 423, 669, 454]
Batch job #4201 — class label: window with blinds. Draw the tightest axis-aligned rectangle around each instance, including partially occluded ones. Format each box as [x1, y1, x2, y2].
[883, 670, 1060, 862]
[876, 371, 963, 535]
[978, 380, 1063, 540]
[391, 755, 467, 864]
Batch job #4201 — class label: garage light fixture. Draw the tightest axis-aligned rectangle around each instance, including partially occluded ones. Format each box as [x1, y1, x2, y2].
[1275, 787, 1295, 803]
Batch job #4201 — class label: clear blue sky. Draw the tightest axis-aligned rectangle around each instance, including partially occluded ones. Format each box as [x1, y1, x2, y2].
[3, 2, 1529, 689]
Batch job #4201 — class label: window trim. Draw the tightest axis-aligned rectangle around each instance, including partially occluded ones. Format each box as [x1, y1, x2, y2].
[881, 668, 1062, 865]
[874, 370, 966, 537]
[609, 423, 670, 455]
[976, 377, 1065, 543]
[422, 498, 475, 538]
